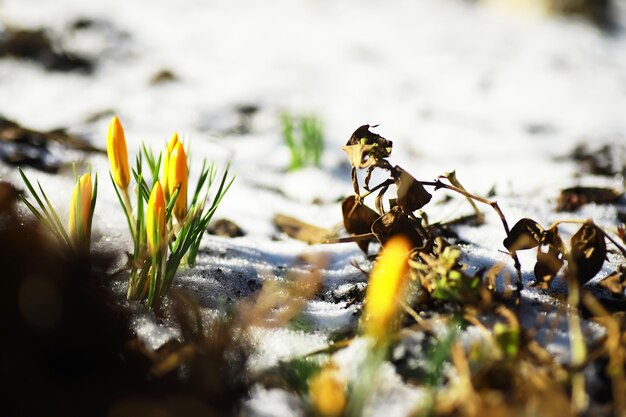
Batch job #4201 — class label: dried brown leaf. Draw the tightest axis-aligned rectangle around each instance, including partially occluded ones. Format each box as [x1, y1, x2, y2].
[557, 186, 623, 211]
[543, 227, 566, 253]
[346, 124, 392, 150]
[484, 262, 506, 291]
[0, 115, 104, 172]
[391, 166, 432, 213]
[503, 218, 544, 252]
[207, 218, 245, 238]
[597, 267, 626, 296]
[371, 206, 423, 249]
[341, 195, 379, 253]
[533, 245, 564, 289]
[569, 222, 606, 285]
[342, 125, 393, 169]
[274, 214, 334, 245]
[364, 166, 375, 190]
[342, 143, 379, 170]
[374, 183, 390, 215]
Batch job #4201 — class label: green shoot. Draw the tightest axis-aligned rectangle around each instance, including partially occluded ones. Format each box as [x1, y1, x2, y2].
[280, 112, 324, 171]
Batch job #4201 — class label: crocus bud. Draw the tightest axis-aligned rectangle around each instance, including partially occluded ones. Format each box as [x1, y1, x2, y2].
[107, 116, 130, 189]
[362, 235, 411, 341]
[308, 363, 346, 417]
[167, 141, 188, 222]
[162, 132, 179, 199]
[69, 173, 93, 245]
[146, 181, 166, 257]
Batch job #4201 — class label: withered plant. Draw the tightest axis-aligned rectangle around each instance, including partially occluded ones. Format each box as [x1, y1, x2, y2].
[330, 125, 626, 416]
[339, 125, 522, 294]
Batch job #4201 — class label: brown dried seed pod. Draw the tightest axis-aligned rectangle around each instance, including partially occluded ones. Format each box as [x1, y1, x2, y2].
[391, 165, 432, 214]
[569, 222, 606, 285]
[533, 244, 564, 289]
[503, 218, 544, 252]
[341, 195, 379, 253]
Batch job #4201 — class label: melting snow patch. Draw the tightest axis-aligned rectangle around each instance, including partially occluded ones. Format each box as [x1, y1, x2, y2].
[133, 314, 180, 350]
[249, 327, 328, 372]
[242, 386, 305, 417]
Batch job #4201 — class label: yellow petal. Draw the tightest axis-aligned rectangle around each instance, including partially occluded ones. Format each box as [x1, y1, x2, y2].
[107, 116, 130, 189]
[167, 141, 188, 222]
[362, 235, 412, 341]
[69, 173, 93, 243]
[147, 181, 166, 257]
[308, 363, 346, 417]
[162, 132, 179, 198]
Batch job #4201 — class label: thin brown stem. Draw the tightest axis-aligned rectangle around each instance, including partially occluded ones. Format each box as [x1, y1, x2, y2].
[548, 219, 588, 230]
[440, 171, 485, 225]
[351, 167, 359, 196]
[359, 178, 394, 200]
[603, 231, 626, 258]
[400, 300, 433, 335]
[582, 292, 626, 415]
[408, 212, 433, 248]
[375, 184, 390, 215]
[567, 276, 587, 412]
[549, 219, 626, 258]
[325, 233, 376, 244]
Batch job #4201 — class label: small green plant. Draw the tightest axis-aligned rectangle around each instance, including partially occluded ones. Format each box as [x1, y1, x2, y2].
[107, 117, 234, 309]
[410, 246, 481, 304]
[280, 112, 324, 171]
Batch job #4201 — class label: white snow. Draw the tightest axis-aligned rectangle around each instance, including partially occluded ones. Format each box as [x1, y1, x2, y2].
[2, 0, 626, 414]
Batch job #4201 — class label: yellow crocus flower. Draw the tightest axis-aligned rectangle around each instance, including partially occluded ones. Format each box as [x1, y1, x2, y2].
[308, 363, 346, 417]
[167, 141, 188, 222]
[69, 173, 93, 245]
[362, 235, 412, 341]
[107, 116, 130, 189]
[146, 181, 166, 257]
[162, 132, 179, 199]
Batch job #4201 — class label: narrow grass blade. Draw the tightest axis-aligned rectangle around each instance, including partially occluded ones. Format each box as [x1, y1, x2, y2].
[166, 186, 180, 222]
[37, 181, 72, 247]
[109, 171, 135, 241]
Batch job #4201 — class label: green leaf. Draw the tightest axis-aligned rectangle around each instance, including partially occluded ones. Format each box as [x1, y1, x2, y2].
[18, 194, 56, 236]
[166, 186, 180, 222]
[37, 180, 71, 247]
[110, 171, 135, 242]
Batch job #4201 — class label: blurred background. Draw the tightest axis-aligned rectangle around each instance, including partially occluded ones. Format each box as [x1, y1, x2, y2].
[1, 0, 625, 234]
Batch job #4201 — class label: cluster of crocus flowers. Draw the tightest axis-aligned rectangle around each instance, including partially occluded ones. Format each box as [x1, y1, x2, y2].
[18, 114, 231, 310]
[106, 116, 233, 309]
[361, 235, 412, 343]
[106, 115, 169, 304]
